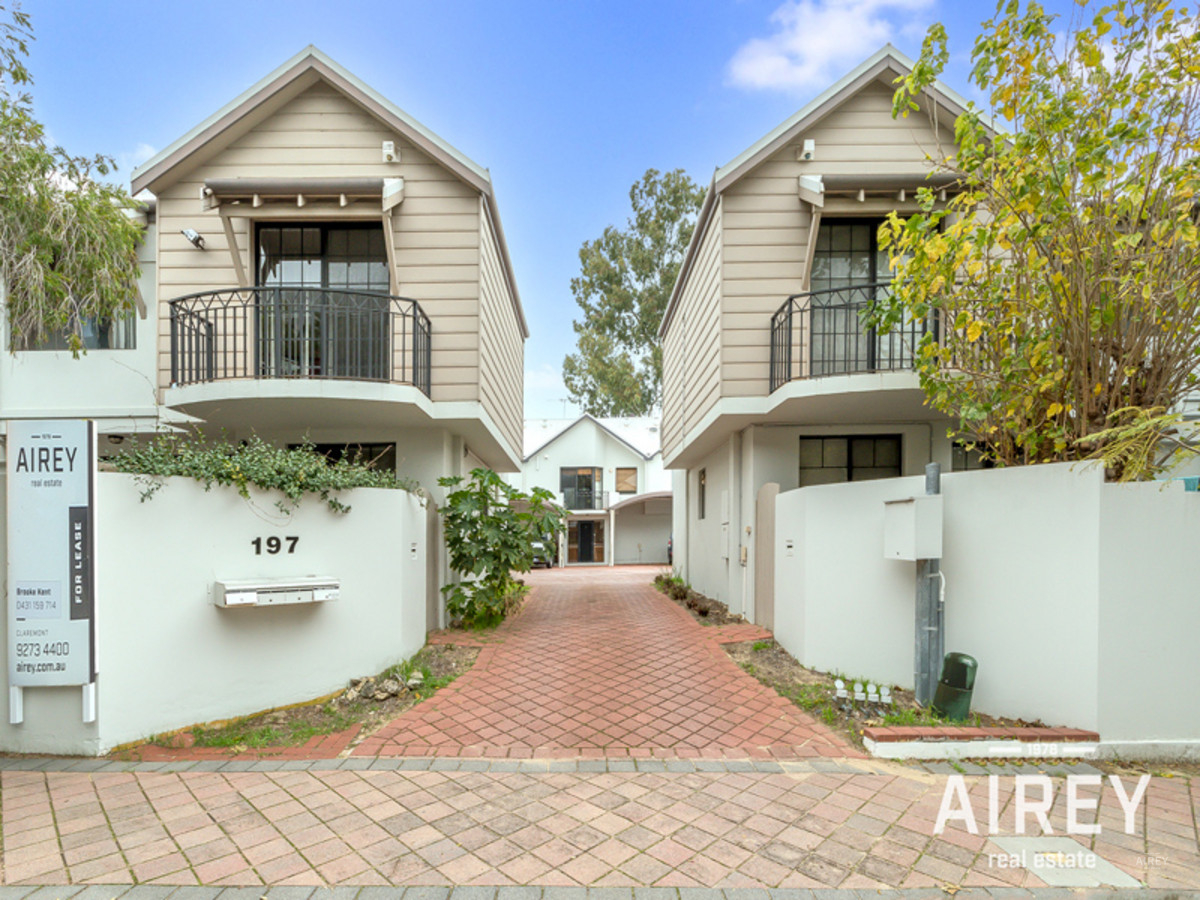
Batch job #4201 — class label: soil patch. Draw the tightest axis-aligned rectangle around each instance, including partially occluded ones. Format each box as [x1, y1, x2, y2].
[724, 638, 1047, 750]
[653, 572, 746, 626]
[140, 643, 478, 755]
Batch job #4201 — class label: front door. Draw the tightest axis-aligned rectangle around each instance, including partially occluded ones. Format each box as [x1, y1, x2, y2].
[577, 520, 595, 563]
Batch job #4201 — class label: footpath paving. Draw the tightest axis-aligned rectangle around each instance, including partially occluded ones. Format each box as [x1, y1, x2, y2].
[0, 567, 1197, 894]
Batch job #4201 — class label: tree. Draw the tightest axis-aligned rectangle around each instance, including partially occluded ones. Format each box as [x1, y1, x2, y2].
[563, 169, 705, 416]
[437, 468, 564, 628]
[0, 4, 142, 352]
[873, 0, 1200, 479]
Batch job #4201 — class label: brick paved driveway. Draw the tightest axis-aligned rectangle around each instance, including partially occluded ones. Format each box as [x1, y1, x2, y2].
[355, 567, 852, 760]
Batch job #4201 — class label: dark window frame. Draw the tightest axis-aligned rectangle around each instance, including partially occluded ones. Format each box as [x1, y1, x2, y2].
[698, 468, 706, 520]
[797, 434, 903, 486]
[255, 221, 390, 291]
[560, 466, 603, 510]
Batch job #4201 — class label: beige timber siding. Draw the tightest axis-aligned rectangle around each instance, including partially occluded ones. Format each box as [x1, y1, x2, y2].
[478, 202, 524, 455]
[719, 80, 953, 398]
[662, 200, 723, 459]
[155, 81, 484, 401]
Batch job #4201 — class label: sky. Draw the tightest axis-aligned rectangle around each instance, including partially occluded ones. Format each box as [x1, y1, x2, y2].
[25, 0, 1077, 418]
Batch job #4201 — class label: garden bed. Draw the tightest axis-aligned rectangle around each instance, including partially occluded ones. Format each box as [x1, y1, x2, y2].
[120, 642, 478, 759]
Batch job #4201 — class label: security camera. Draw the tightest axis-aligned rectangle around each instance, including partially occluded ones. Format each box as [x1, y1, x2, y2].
[181, 228, 206, 249]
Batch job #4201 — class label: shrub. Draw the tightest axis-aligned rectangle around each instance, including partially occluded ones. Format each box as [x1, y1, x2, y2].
[109, 433, 416, 514]
[437, 468, 564, 628]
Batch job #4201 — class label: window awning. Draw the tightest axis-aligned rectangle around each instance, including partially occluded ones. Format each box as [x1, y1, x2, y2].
[202, 177, 404, 211]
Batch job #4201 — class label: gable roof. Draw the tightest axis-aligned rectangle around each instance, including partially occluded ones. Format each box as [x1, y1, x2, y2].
[659, 44, 987, 339]
[131, 46, 529, 339]
[523, 414, 663, 462]
[131, 45, 489, 195]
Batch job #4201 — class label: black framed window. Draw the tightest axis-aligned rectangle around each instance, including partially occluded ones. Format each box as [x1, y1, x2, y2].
[697, 468, 706, 520]
[254, 223, 391, 380]
[560, 467, 602, 510]
[809, 218, 890, 294]
[951, 442, 995, 472]
[18, 314, 136, 351]
[798, 435, 901, 487]
[290, 442, 396, 472]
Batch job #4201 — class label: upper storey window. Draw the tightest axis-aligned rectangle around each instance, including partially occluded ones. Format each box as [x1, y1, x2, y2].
[257, 224, 389, 291]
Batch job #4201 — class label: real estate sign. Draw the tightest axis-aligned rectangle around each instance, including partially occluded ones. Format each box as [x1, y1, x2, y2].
[5, 420, 97, 687]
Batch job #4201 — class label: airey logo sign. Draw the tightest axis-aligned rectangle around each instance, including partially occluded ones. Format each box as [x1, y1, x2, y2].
[935, 774, 1151, 835]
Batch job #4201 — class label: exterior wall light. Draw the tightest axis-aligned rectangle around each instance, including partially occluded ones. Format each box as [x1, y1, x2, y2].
[181, 228, 206, 249]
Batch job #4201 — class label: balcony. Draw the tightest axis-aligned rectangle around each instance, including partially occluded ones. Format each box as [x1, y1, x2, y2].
[560, 488, 610, 511]
[169, 286, 430, 395]
[769, 283, 934, 393]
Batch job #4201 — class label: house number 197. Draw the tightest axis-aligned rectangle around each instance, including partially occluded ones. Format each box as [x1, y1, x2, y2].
[252, 536, 299, 555]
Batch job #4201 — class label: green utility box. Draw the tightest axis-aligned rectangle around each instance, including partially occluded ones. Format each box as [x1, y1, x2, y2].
[932, 652, 977, 721]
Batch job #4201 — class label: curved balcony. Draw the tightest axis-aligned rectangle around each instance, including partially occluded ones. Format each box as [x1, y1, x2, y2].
[768, 282, 936, 392]
[169, 286, 430, 395]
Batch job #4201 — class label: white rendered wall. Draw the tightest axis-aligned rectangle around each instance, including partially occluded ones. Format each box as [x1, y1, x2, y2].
[0, 227, 164, 445]
[0, 473, 427, 754]
[774, 463, 1200, 740]
[514, 419, 660, 503]
[613, 498, 672, 565]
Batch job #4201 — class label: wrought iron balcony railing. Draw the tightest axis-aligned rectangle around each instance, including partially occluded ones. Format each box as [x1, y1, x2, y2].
[169, 287, 431, 396]
[560, 488, 609, 511]
[768, 282, 934, 393]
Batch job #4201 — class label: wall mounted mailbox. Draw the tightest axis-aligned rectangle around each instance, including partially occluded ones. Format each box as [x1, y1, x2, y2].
[213, 577, 340, 608]
[883, 495, 943, 561]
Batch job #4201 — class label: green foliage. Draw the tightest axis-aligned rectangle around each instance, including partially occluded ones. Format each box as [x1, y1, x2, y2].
[875, 0, 1200, 479]
[563, 169, 705, 415]
[0, 5, 143, 352]
[752, 640, 771, 653]
[109, 433, 416, 514]
[437, 468, 565, 628]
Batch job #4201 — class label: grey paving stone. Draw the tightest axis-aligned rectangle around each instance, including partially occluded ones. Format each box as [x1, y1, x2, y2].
[632, 890, 678, 900]
[404, 889, 450, 900]
[353, 889, 402, 900]
[578, 760, 607, 773]
[761, 890, 815, 900]
[459, 759, 490, 771]
[1, 757, 49, 770]
[675, 890, 721, 900]
[983, 890, 1033, 899]
[634, 760, 666, 772]
[307, 889, 362, 900]
[693, 760, 727, 772]
[921, 761, 960, 775]
[607, 760, 637, 772]
[398, 758, 433, 770]
[496, 889, 541, 900]
[723, 760, 755, 773]
[24, 888, 84, 900]
[449, 889, 497, 900]
[955, 762, 990, 776]
[517, 760, 549, 772]
[278, 759, 314, 770]
[261, 889, 316, 900]
[751, 761, 784, 773]
[261, 888, 316, 900]
[488, 760, 521, 772]
[587, 890, 633, 900]
[63, 758, 108, 771]
[216, 889, 272, 900]
[168, 889, 223, 900]
[540, 890, 586, 900]
[107, 888, 176, 900]
[368, 758, 403, 770]
[0, 889, 37, 900]
[724, 890, 769, 900]
[306, 759, 343, 771]
[249, 759, 286, 771]
[338, 757, 374, 770]
[665, 760, 694, 773]
[547, 760, 577, 772]
[217, 759, 256, 771]
[430, 758, 463, 771]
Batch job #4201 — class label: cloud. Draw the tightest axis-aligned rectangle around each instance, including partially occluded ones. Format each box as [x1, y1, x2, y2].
[523, 363, 581, 420]
[116, 142, 157, 175]
[728, 0, 934, 92]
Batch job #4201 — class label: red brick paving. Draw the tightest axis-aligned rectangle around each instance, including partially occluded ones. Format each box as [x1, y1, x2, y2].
[354, 566, 856, 759]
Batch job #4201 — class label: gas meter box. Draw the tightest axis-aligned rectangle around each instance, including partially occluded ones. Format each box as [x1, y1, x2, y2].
[883, 494, 943, 561]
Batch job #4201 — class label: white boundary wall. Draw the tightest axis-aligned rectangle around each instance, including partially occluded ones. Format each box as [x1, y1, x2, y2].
[775, 463, 1200, 743]
[0, 473, 427, 754]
